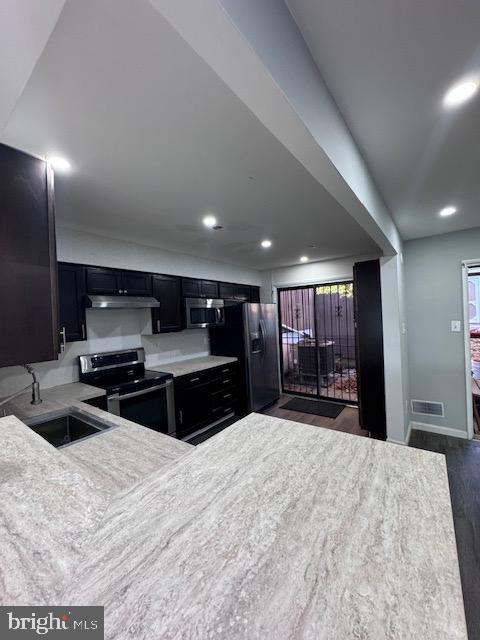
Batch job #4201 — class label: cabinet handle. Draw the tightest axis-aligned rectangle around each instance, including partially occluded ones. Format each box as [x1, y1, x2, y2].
[179, 409, 183, 424]
[124, 289, 128, 294]
[222, 379, 231, 385]
[60, 327, 66, 353]
[81, 323, 86, 340]
[190, 377, 200, 383]
[157, 319, 161, 333]
[118, 289, 123, 294]
[223, 393, 232, 399]
[221, 368, 229, 373]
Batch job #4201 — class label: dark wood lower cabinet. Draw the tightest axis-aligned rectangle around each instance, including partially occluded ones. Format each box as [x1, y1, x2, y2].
[174, 363, 238, 438]
[0, 144, 59, 367]
[353, 259, 386, 440]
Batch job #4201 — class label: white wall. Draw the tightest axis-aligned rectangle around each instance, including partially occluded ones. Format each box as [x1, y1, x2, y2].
[268, 254, 380, 293]
[57, 226, 262, 284]
[0, 307, 209, 397]
[380, 255, 409, 444]
[404, 228, 480, 437]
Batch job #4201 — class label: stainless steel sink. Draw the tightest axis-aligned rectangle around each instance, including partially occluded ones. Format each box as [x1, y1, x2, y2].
[26, 408, 116, 448]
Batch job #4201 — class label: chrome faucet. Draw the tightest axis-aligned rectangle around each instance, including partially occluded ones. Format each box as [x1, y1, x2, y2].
[0, 364, 42, 412]
[24, 365, 42, 405]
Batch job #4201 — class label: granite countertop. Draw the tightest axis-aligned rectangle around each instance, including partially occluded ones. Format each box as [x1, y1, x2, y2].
[0, 414, 107, 605]
[1, 382, 192, 495]
[0, 381, 106, 420]
[65, 413, 467, 640]
[0, 383, 193, 605]
[150, 355, 237, 377]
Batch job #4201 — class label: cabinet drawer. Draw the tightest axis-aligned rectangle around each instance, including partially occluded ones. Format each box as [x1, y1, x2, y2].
[211, 404, 236, 419]
[212, 386, 237, 409]
[218, 363, 237, 378]
[175, 368, 219, 389]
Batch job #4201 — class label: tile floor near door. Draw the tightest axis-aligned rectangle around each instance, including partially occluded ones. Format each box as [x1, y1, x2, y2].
[262, 394, 368, 437]
[409, 430, 480, 640]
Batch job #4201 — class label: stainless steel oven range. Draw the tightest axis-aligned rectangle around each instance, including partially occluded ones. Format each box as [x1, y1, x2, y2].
[78, 348, 175, 437]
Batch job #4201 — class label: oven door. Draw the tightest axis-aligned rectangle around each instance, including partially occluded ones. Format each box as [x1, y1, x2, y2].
[107, 380, 176, 436]
[185, 298, 225, 329]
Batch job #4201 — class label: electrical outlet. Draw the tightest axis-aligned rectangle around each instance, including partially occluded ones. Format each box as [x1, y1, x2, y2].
[451, 320, 461, 332]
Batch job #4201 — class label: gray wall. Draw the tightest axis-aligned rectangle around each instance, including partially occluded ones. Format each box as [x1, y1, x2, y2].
[404, 228, 480, 434]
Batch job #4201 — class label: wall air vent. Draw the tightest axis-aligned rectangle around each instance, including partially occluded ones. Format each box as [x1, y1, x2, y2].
[411, 399, 444, 418]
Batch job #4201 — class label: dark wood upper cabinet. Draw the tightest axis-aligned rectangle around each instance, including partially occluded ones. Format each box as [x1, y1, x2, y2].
[86, 267, 151, 296]
[219, 282, 257, 302]
[250, 286, 260, 303]
[353, 259, 386, 440]
[219, 282, 235, 299]
[182, 278, 219, 298]
[200, 279, 219, 298]
[234, 284, 250, 301]
[0, 144, 59, 367]
[58, 263, 86, 343]
[86, 267, 123, 295]
[182, 278, 200, 298]
[121, 270, 152, 296]
[152, 275, 183, 333]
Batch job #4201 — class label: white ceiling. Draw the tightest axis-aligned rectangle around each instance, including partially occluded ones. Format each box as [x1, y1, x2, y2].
[1, 0, 379, 270]
[287, 0, 480, 240]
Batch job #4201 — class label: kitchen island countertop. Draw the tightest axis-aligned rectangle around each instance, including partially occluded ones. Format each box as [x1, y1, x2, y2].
[65, 412, 467, 640]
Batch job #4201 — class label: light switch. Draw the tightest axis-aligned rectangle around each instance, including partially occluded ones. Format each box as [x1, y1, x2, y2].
[451, 320, 461, 332]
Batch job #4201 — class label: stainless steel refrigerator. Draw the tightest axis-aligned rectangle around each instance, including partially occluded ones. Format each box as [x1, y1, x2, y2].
[209, 303, 280, 413]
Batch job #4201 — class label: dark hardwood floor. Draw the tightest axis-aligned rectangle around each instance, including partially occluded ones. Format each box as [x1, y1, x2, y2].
[262, 394, 368, 437]
[409, 430, 480, 640]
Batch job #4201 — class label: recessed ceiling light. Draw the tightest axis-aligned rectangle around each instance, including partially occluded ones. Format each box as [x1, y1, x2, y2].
[47, 156, 71, 172]
[443, 79, 478, 108]
[300, 256, 309, 263]
[261, 239, 272, 248]
[203, 215, 217, 228]
[439, 206, 457, 217]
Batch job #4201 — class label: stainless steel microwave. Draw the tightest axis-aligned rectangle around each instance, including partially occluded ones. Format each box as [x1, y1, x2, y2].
[185, 298, 225, 329]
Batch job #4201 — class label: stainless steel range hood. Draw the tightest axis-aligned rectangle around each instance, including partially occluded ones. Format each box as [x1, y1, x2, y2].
[86, 295, 160, 309]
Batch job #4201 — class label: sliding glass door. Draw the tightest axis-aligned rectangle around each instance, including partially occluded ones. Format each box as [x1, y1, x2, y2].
[278, 281, 357, 404]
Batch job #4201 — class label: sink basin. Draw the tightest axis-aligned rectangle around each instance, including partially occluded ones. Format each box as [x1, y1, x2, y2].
[26, 408, 115, 448]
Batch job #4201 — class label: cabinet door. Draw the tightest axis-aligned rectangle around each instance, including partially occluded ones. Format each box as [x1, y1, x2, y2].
[219, 282, 235, 299]
[122, 271, 152, 296]
[152, 275, 183, 333]
[0, 144, 58, 367]
[200, 280, 219, 298]
[58, 263, 86, 343]
[175, 380, 212, 436]
[86, 267, 123, 295]
[182, 278, 200, 298]
[234, 284, 251, 301]
[250, 286, 260, 303]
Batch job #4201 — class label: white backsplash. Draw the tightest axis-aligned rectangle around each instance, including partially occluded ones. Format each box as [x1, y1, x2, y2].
[0, 308, 209, 398]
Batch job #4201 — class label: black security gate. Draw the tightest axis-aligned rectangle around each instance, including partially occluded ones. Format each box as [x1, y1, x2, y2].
[278, 281, 357, 404]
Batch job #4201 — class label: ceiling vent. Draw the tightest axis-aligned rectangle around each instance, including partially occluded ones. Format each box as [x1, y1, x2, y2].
[411, 399, 444, 418]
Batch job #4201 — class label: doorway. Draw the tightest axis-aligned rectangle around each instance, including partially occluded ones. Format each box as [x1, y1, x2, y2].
[464, 263, 480, 438]
[278, 281, 357, 404]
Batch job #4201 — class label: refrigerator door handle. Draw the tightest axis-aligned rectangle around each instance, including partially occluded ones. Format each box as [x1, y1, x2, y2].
[260, 319, 267, 357]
